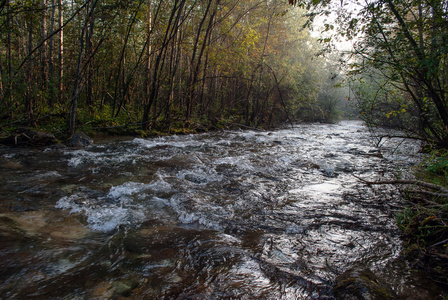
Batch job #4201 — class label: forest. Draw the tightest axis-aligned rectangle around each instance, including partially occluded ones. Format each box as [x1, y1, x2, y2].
[0, 0, 348, 139]
[1, 0, 448, 146]
[1, 0, 448, 297]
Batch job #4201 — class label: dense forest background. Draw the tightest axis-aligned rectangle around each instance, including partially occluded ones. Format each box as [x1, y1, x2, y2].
[2, 0, 448, 148]
[0, 0, 350, 138]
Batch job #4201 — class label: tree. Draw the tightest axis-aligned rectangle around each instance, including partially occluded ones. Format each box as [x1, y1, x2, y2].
[291, 0, 448, 146]
[0, 0, 330, 136]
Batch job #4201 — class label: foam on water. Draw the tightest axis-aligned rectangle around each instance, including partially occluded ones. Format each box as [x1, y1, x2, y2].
[167, 194, 214, 229]
[147, 174, 173, 192]
[107, 181, 152, 199]
[65, 148, 141, 168]
[56, 181, 153, 232]
[131, 136, 201, 149]
[214, 156, 254, 171]
[66, 150, 101, 167]
[177, 211, 223, 230]
[30, 171, 62, 180]
[56, 193, 146, 232]
[307, 182, 340, 193]
[176, 167, 222, 185]
[4, 120, 437, 298]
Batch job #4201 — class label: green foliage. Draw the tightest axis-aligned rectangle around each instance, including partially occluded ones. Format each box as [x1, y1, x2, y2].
[392, 150, 448, 287]
[296, 0, 448, 146]
[0, 0, 339, 136]
[427, 157, 448, 177]
[421, 151, 448, 186]
[350, 69, 422, 135]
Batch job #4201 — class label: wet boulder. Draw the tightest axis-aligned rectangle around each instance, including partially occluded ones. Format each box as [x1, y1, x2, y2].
[334, 267, 397, 300]
[322, 165, 336, 177]
[66, 132, 93, 147]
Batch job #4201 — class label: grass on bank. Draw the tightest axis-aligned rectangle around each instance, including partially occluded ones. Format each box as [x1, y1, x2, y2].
[397, 150, 448, 286]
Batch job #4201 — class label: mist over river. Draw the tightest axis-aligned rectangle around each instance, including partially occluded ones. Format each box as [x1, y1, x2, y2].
[0, 120, 441, 298]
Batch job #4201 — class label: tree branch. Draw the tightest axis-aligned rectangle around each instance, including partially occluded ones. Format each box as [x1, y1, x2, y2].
[353, 175, 448, 194]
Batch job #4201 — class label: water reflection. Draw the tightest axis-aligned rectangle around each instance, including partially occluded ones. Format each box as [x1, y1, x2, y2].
[0, 121, 435, 299]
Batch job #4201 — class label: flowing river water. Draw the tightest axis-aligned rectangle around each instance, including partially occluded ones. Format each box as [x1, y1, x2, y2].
[0, 120, 443, 299]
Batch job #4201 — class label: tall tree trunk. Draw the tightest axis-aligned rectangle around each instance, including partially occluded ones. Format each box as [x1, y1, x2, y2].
[144, 0, 152, 121]
[41, 0, 48, 90]
[142, 0, 186, 130]
[69, 0, 97, 135]
[186, 0, 218, 122]
[25, 0, 36, 122]
[0, 58, 3, 104]
[85, 2, 95, 107]
[70, 28, 85, 136]
[58, 0, 64, 102]
[113, 0, 145, 118]
[48, 0, 56, 105]
[164, 6, 183, 126]
[4, 0, 12, 113]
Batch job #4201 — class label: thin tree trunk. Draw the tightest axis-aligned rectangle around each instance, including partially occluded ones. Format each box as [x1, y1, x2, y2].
[113, 0, 145, 117]
[6, 0, 11, 77]
[186, 0, 218, 122]
[165, 22, 181, 126]
[58, 0, 64, 102]
[69, 0, 97, 135]
[48, 0, 55, 105]
[86, 2, 95, 107]
[25, 0, 36, 121]
[0, 58, 3, 103]
[41, 0, 48, 89]
[186, 0, 211, 122]
[70, 29, 85, 136]
[144, 0, 152, 120]
[4, 0, 12, 113]
[142, 0, 186, 130]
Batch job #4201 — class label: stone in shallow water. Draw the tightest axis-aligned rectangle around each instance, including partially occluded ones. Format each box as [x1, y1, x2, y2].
[0, 211, 89, 240]
[90, 281, 114, 299]
[1, 159, 25, 170]
[66, 132, 93, 148]
[334, 266, 397, 300]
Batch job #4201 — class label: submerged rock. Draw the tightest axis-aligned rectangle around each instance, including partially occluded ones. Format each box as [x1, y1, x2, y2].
[0, 211, 89, 240]
[334, 267, 397, 300]
[66, 132, 93, 147]
[1, 158, 25, 170]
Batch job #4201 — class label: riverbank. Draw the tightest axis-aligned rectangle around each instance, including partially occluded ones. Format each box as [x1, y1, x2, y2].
[395, 151, 448, 292]
[0, 117, 278, 147]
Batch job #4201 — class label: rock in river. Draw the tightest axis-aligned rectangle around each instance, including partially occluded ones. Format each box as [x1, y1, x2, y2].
[334, 266, 397, 300]
[66, 132, 93, 147]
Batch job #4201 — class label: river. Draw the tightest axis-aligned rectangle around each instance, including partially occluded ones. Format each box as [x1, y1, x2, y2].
[0, 120, 441, 299]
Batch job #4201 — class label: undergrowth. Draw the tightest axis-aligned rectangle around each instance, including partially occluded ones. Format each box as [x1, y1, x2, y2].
[397, 150, 448, 287]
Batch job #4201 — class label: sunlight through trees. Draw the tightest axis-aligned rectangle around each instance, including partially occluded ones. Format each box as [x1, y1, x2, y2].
[0, 0, 345, 136]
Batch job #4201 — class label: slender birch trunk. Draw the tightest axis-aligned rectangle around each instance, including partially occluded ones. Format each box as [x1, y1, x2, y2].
[58, 0, 64, 102]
